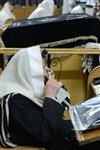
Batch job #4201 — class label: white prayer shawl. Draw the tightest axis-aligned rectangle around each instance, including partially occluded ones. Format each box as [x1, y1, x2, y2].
[0, 46, 45, 107]
[0, 2, 16, 28]
[86, 0, 95, 6]
[62, 0, 74, 14]
[71, 5, 84, 14]
[28, 0, 54, 19]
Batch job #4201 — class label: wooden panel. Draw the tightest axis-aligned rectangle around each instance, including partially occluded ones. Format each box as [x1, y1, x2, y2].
[0, 146, 45, 150]
[54, 70, 83, 79]
[0, 67, 3, 74]
[13, 6, 36, 20]
[13, 6, 26, 20]
[54, 7, 62, 16]
[0, 48, 100, 55]
[51, 55, 87, 104]
[76, 128, 100, 145]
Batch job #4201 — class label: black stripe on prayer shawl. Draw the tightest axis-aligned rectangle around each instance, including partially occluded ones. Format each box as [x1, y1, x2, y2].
[0, 94, 17, 147]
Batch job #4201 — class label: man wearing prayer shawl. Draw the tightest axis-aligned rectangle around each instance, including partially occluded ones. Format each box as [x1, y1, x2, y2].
[0, 46, 100, 150]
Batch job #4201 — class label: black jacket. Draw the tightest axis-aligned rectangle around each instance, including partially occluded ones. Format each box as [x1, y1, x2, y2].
[0, 93, 76, 150]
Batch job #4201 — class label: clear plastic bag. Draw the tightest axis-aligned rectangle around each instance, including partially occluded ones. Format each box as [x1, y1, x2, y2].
[69, 95, 100, 131]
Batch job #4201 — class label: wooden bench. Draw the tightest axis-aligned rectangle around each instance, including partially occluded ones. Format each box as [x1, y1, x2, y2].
[75, 128, 100, 145]
[0, 146, 45, 150]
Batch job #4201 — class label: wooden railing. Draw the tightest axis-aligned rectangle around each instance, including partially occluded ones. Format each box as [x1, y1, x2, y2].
[0, 48, 100, 55]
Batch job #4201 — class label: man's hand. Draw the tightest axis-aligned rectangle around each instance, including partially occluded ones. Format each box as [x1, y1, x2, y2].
[45, 78, 63, 99]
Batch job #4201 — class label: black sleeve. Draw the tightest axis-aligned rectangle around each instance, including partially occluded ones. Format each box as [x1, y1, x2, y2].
[43, 97, 65, 130]
[8, 94, 69, 146]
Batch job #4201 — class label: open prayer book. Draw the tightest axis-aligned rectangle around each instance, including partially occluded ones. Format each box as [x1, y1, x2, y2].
[65, 95, 100, 131]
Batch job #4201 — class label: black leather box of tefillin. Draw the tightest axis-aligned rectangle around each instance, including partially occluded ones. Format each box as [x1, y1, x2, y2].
[1, 13, 100, 48]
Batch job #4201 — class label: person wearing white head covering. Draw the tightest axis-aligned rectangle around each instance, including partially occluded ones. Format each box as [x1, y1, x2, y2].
[0, 1, 16, 28]
[28, 0, 55, 19]
[71, 5, 84, 14]
[0, 46, 45, 107]
[0, 45, 74, 149]
[0, 46, 99, 149]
